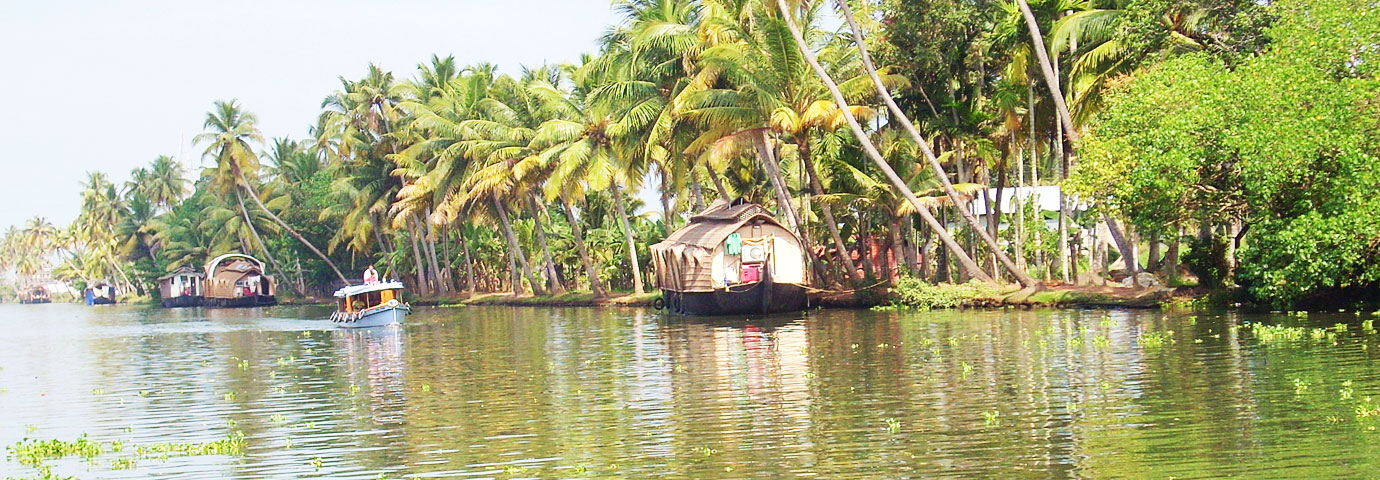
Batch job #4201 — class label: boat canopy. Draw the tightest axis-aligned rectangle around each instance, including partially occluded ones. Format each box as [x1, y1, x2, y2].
[157, 265, 205, 281]
[333, 281, 406, 298]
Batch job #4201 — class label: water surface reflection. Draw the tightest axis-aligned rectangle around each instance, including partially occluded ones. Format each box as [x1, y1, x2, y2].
[1, 303, 1377, 478]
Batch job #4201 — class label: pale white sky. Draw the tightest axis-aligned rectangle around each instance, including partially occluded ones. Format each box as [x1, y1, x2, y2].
[0, 0, 623, 230]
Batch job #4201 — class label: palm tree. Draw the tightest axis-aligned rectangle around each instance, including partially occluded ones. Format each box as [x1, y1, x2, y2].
[829, 0, 1039, 289]
[774, 0, 994, 283]
[194, 99, 349, 285]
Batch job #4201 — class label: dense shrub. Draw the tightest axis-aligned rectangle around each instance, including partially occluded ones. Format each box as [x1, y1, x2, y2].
[890, 277, 1003, 310]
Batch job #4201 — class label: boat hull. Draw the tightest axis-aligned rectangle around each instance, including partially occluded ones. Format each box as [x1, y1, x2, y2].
[20, 299, 51, 304]
[160, 296, 204, 308]
[203, 295, 277, 308]
[662, 281, 807, 316]
[336, 306, 408, 328]
[87, 297, 116, 306]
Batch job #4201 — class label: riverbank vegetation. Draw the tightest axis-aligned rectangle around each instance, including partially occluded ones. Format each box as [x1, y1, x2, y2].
[0, 0, 1374, 309]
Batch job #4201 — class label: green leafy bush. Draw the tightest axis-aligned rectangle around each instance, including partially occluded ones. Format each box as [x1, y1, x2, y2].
[890, 277, 1003, 310]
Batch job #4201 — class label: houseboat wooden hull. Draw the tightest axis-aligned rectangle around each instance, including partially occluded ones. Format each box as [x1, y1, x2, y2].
[19, 298, 51, 304]
[87, 297, 116, 306]
[203, 295, 276, 308]
[662, 281, 807, 316]
[160, 296, 204, 308]
[334, 305, 408, 328]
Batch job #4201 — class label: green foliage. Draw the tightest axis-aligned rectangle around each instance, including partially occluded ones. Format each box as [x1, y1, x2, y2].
[1073, 0, 1380, 307]
[1182, 235, 1230, 289]
[888, 277, 1004, 310]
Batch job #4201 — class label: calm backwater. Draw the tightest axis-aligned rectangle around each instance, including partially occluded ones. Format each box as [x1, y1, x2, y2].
[2, 303, 1379, 478]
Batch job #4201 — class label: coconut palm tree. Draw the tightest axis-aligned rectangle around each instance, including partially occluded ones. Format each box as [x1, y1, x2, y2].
[774, 0, 994, 283]
[194, 99, 349, 285]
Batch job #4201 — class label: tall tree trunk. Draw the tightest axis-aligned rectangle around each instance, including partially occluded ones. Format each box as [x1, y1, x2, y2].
[1014, 0, 1079, 144]
[689, 167, 707, 212]
[1166, 224, 1181, 284]
[778, 0, 993, 283]
[855, 213, 875, 280]
[237, 174, 349, 285]
[423, 209, 447, 295]
[234, 189, 296, 295]
[561, 194, 606, 297]
[830, 0, 1033, 289]
[493, 199, 544, 296]
[705, 164, 731, 202]
[903, 215, 920, 276]
[407, 216, 430, 296]
[528, 195, 566, 294]
[801, 137, 862, 285]
[1104, 214, 1137, 275]
[609, 182, 645, 295]
[460, 227, 477, 295]
[754, 130, 802, 232]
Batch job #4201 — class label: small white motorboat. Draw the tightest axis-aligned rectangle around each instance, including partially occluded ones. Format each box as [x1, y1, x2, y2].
[331, 281, 410, 328]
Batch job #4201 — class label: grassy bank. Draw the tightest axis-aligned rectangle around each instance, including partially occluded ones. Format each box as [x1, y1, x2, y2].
[415, 291, 661, 308]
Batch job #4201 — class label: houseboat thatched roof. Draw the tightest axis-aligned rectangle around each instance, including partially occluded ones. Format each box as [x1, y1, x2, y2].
[656, 200, 783, 249]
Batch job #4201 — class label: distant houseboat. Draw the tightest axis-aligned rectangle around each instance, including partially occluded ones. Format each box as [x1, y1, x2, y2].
[158, 266, 205, 308]
[202, 254, 276, 308]
[19, 286, 51, 304]
[331, 281, 409, 328]
[650, 200, 809, 315]
[85, 280, 116, 305]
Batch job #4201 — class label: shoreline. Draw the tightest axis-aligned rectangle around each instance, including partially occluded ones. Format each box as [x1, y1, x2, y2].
[386, 285, 1199, 311]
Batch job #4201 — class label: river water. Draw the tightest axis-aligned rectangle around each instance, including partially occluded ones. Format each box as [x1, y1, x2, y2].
[1, 303, 1378, 479]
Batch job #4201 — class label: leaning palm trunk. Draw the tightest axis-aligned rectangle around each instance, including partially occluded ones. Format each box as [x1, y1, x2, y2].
[609, 182, 645, 295]
[492, 198, 544, 296]
[237, 173, 349, 285]
[234, 189, 296, 295]
[528, 195, 566, 295]
[776, 0, 992, 283]
[801, 139, 863, 285]
[1012, 0, 1136, 275]
[754, 130, 802, 232]
[561, 194, 607, 297]
[832, 0, 1036, 289]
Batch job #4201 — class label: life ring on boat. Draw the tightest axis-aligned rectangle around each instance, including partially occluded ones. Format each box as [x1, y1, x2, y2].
[652, 297, 665, 310]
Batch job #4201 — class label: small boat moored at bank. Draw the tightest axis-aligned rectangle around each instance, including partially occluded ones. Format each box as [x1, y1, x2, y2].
[157, 266, 205, 308]
[331, 281, 409, 328]
[651, 199, 809, 316]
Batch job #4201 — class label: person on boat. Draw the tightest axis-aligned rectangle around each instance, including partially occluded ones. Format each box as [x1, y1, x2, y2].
[363, 265, 379, 284]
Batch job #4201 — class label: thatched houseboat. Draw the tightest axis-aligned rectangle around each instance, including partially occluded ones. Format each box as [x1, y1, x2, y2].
[19, 285, 51, 304]
[158, 266, 205, 308]
[651, 200, 808, 315]
[202, 254, 276, 307]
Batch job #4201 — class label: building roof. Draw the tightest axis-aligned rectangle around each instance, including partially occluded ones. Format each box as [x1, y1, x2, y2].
[655, 200, 786, 249]
[157, 265, 205, 281]
[333, 281, 406, 298]
[966, 186, 1089, 215]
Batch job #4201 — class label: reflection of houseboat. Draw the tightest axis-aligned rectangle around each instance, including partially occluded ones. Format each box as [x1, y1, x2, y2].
[85, 280, 116, 305]
[157, 266, 205, 308]
[19, 285, 51, 304]
[202, 254, 276, 308]
[331, 281, 409, 328]
[651, 200, 808, 315]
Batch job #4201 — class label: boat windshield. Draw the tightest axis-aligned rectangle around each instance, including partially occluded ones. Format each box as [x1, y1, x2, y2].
[339, 289, 399, 312]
